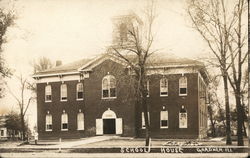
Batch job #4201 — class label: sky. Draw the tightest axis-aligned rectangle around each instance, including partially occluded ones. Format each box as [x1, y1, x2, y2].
[0, 0, 209, 128]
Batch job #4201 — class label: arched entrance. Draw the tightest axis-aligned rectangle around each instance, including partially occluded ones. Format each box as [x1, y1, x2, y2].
[96, 108, 123, 135]
[102, 109, 116, 134]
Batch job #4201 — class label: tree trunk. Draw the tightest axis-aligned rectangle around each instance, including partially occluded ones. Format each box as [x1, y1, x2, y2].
[208, 105, 216, 137]
[142, 91, 150, 147]
[235, 92, 244, 146]
[222, 74, 232, 145]
[242, 121, 247, 137]
[20, 114, 25, 141]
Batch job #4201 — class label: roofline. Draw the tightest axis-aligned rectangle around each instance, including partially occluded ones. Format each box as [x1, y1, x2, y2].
[33, 63, 205, 79]
[32, 71, 80, 78]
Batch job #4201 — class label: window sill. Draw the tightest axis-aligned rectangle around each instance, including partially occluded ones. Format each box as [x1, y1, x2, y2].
[45, 129, 52, 132]
[160, 127, 168, 129]
[179, 94, 187, 96]
[102, 97, 117, 100]
[77, 129, 84, 131]
[60, 100, 68, 102]
[61, 129, 68, 131]
[45, 100, 52, 103]
[76, 99, 84, 101]
[160, 95, 168, 97]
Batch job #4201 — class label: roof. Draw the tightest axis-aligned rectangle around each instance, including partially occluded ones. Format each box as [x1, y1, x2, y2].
[34, 58, 92, 76]
[33, 52, 205, 77]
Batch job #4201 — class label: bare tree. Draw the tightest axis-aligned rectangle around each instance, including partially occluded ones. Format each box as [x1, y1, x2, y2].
[109, 1, 157, 146]
[32, 56, 54, 74]
[226, 0, 247, 146]
[187, 0, 238, 145]
[7, 75, 35, 141]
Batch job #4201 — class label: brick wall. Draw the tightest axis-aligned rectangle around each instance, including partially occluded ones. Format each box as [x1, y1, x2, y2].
[37, 59, 204, 139]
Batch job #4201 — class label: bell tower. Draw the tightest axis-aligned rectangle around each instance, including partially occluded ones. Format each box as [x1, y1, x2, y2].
[111, 12, 143, 47]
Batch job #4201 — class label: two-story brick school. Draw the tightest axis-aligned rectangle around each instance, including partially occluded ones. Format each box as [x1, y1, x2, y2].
[33, 13, 209, 140]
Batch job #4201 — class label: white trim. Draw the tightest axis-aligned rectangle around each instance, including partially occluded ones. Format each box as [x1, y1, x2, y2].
[78, 54, 128, 72]
[45, 129, 52, 132]
[61, 129, 68, 131]
[36, 74, 85, 83]
[101, 97, 117, 100]
[45, 100, 52, 103]
[33, 71, 80, 78]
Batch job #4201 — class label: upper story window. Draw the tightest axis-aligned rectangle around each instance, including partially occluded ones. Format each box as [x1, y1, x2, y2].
[60, 84, 67, 101]
[179, 106, 187, 128]
[77, 112, 84, 130]
[45, 112, 52, 131]
[76, 83, 84, 100]
[102, 75, 116, 99]
[179, 76, 187, 96]
[45, 85, 52, 102]
[61, 111, 68, 131]
[160, 78, 168, 96]
[160, 110, 168, 128]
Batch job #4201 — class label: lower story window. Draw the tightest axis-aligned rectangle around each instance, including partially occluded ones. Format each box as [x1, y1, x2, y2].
[179, 112, 187, 128]
[61, 112, 68, 131]
[160, 111, 168, 128]
[45, 114, 52, 131]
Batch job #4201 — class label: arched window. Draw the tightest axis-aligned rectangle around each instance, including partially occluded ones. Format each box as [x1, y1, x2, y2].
[76, 83, 84, 100]
[160, 78, 168, 96]
[102, 75, 116, 98]
[45, 113, 52, 131]
[77, 112, 84, 130]
[179, 76, 187, 96]
[61, 84, 67, 101]
[61, 112, 68, 130]
[45, 85, 52, 102]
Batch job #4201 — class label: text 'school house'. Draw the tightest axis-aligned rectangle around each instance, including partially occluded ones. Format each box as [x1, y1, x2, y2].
[33, 13, 209, 140]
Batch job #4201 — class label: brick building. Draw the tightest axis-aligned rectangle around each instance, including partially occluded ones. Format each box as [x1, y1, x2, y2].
[33, 13, 209, 140]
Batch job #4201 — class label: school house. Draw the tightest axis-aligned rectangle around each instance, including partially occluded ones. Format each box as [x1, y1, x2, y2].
[33, 13, 210, 140]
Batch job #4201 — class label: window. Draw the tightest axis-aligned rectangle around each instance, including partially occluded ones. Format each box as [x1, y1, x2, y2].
[142, 112, 150, 129]
[179, 106, 187, 128]
[76, 83, 84, 100]
[60, 84, 67, 101]
[45, 85, 52, 102]
[160, 111, 168, 128]
[61, 112, 68, 130]
[45, 114, 52, 131]
[1, 130, 4, 136]
[77, 112, 84, 130]
[160, 78, 168, 96]
[102, 75, 116, 98]
[179, 76, 187, 96]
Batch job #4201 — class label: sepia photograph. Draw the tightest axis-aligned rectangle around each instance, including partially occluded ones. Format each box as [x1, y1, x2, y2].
[0, 0, 248, 157]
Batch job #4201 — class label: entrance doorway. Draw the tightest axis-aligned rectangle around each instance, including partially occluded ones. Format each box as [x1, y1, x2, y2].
[103, 119, 116, 134]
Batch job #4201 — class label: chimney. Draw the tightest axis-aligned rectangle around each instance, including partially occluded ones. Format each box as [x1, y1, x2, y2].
[56, 60, 62, 66]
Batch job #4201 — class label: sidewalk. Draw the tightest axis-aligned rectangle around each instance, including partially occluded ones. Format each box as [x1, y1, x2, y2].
[0, 136, 116, 149]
